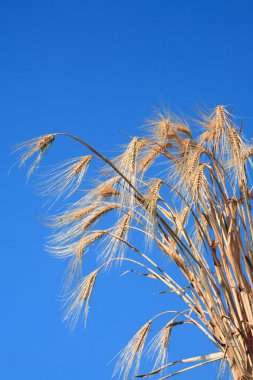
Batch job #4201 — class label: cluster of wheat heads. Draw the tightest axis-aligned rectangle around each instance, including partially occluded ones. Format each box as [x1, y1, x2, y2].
[17, 106, 253, 380]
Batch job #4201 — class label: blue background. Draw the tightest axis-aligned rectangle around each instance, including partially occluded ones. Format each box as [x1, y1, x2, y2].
[1, 1, 253, 379]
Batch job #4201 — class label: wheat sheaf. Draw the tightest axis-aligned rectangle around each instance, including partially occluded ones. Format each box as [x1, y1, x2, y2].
[17, 106, 253, 380]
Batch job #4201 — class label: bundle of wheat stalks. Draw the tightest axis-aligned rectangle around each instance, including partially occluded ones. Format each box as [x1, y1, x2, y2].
[18, 106, 253, 380]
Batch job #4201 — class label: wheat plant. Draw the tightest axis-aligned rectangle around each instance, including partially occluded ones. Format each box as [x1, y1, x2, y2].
[17, 106, 253, 379]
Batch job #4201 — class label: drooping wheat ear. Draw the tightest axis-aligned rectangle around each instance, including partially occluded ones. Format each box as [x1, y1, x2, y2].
[76, 231, 108, 258]
[89, 176, 120, 197]
[15, 134, 56, 177]
[64, 269, 99, 327]
[46, 204, 99, 228]
[100, 212, 132, 263]
[67, 230, 108, 286]
[114, 320, 152, 379]
[65, 176, 121, 210]
[38, 155, 93, 202]
[48, 230, 107, 259]
[138, 142, 174, 175]
[81, 203, 120, 231]
[148, 323, 172, 370]
[48, 202, 119, 250]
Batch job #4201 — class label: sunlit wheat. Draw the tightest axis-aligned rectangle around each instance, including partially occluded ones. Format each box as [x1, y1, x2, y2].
[18, 106, 253, 380]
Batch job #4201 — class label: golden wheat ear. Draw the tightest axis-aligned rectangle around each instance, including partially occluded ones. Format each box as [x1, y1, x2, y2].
[15, 134, 56, 177]
[37, 155, 93, 202]
[147, 322, 172, 370]
[99, 212, 132, 264]
[63, 269, 99, 328]
[114, 320, 152, 379]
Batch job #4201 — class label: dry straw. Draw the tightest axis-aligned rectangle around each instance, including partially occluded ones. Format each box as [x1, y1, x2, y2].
[18, 106, 253, 380]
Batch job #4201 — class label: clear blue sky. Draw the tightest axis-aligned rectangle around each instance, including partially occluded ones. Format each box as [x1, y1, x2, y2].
[1, 1, 253, 379]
